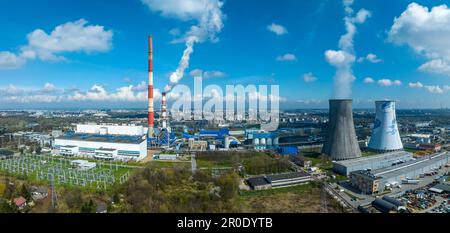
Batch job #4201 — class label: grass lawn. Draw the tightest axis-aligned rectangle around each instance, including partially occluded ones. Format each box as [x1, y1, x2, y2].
[147, 160, 191, 169]
[238, 182, 345, 213]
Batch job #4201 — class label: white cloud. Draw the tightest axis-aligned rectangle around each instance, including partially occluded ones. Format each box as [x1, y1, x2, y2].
[0, 51, 26, 70]
[325, 50, 355, 66]
[267, 23, 288, 36]
[0, 19, 113, 69]
[276, 53, 297, 62]
[424, 85, 444, 94]
[388, 3, 450, 76]
[21, 19, 113, 61]
[41, 83, 57, 93]
[358, 53, 383, 63]
[0, 82, 154, 104]
[377, 79, 402, 87]
[189, 69, 226, 79]
[169, 28, 181, 36]
[363, 77, 375, 84]
[418, 59, 450, 76]
[408, 82, 424, 88]
[303, 72, 318, 83]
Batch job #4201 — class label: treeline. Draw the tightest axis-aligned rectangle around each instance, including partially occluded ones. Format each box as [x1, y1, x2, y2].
[114, 166, 241, 213]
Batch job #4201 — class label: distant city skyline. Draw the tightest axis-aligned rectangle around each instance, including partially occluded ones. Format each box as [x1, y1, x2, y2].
[1, 0, 450, 109]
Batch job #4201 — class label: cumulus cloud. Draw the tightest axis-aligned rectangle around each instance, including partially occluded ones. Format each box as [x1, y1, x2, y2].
[276, 53, 297, 62]
[418, 59, 450, 76]
[189, 69, 226, 79]
[377, 79, 402, 87]
[358, 53, 383, 63]
[363, 77, 375, 84]
[303, 72, 318, 83]
[0, 52, 26, 70]
[407, 81, 449, 94]
[424, 85, 444, 94]
[0, 19, 113, 69]
[388, 3, 450, 76]
[408, 82, 424, 88]
[267, 23, 288, 36]
[0, 82, 155, 104]
[324, 0, 371, 99]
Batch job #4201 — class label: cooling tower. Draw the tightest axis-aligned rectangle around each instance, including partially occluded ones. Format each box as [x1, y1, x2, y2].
[368, 100, 403, 152]
[322, 99, 362, 160]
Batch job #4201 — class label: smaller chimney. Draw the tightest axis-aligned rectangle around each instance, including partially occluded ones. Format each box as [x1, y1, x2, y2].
[161, 92, 167, 129]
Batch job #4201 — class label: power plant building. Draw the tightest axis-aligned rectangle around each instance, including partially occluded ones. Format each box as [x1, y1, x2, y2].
[322, 99, 361, 160]
[368, 101, 403, 152]
[54, 124, 147, 161]
[350, 152, 450, 194]
[333, 151, 413, 176]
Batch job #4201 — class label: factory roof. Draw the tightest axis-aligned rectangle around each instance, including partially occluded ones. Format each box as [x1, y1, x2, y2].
[374, 152, 449, 179]
[333, 151, 412, 168]
[57, 133, 145, 144]
[432, 183, 450, 193]
[247, 177, 270, 187]
[266, 171, 310, 182]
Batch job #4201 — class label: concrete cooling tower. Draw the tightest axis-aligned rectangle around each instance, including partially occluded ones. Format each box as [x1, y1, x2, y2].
[368, 100, 403, 152]
[322, 99, 362, 161]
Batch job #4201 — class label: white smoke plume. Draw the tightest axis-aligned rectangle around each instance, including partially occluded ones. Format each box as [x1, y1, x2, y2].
[141, 0, 225, 92]
[325, 0, 371, 99]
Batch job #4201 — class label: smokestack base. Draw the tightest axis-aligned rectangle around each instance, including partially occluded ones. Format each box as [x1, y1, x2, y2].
[322, 99, 362, 161]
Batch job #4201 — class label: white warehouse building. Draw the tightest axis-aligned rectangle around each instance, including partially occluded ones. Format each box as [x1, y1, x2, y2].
[54, 133, 147, 161]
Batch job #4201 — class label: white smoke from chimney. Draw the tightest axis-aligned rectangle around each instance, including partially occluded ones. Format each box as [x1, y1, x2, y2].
[141, 0, 225, 92]
[325, 0, 370, 99]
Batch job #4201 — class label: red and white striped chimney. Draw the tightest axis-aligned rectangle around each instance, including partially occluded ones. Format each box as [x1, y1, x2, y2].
[148, 36, 154, 137]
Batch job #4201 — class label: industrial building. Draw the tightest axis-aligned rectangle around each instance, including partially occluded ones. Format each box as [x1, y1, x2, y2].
[350, 152, 450, 194]
[70, 160, 97, 171]
[246, 171, 312, 190]
[333, 151, 413, 176]
[245, 129, 279, 150]
[322, 99, 362, 160]
[54, 131, 147, 161]
[368, 101, 403, 152]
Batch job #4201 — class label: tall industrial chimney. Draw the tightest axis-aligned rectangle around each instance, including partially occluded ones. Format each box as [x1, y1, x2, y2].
[161, 92, 168, 129]
[322, 99, 362, 160]
[148, 36, 154, 137]
[368, 100, 403, 152]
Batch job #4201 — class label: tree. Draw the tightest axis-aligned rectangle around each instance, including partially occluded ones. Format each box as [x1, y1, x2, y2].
[64, 189, 83, 210]
[216, 173, 240, 200]
[80, 199, 96, 213]
[0, 198, 17, 213]
[19, 184, 32, 201]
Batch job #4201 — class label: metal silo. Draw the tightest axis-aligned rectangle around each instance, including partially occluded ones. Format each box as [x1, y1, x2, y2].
[368, 100, 403, 152]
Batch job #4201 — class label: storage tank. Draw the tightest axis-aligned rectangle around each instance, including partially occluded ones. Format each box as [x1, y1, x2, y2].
[260, 138, 266, 145]
[273, 137, 279, 146]
[267, 138, 273, 146]
[368, 100, 403, 152]
[253, 138, 260, 145]
[224, 136, 230, 150]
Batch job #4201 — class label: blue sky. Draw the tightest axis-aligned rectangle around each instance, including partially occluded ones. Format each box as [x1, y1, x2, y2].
[0, 0, 449, 109]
